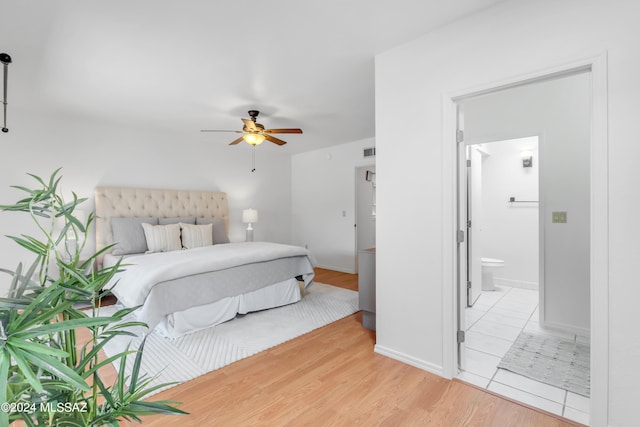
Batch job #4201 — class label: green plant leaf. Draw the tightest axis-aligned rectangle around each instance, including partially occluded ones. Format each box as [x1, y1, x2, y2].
[22, 301, 75, 330]
[6, 185, 34, 194]
[129, 337, 147, 393]
[5, 235, 47, 256]
[93, 372, 116, 409]
[60, 203, 87, 233]
[56, 281, 94, 297]
[0, 350, 10, 426]
[75, 335, 114, 372]
[111, 306, 141, 319]
[8, 278, 66, 330]
[48, 417, 85, 427]
[81, 350, 137, 379]
[127, 379, 181, 401]
[20, 349, 90, 392]
[105, 321, 147, 331]
[117, 347, 128, 400]
[15, 259, 41, 299]
[0, 297, 35, 309]
[39, 379, 78, 393]
[15, 316, 115, 339]
[127, 401, 189, 416]
[10, 340, 70, 358]
[26, 171, 47, 187]
[98, 330, 140, 340]
[58, 265, 92, 288]
[6, 346, 42, 393]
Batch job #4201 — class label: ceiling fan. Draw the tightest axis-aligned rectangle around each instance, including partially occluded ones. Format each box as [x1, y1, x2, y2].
[201, 110, 303, 146]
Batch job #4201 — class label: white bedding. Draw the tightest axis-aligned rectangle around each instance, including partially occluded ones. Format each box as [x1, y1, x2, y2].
[106, 241, 312, 306]
[104, 241, 315, 334]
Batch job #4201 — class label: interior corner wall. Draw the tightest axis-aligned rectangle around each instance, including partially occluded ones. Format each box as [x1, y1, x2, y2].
[0, 110, 293, 295]
[291, 138, 375, 273]
[375, 0, 640, 424]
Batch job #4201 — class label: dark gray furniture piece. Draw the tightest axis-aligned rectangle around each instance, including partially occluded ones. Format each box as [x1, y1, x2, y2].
[358, 247, 376, 330]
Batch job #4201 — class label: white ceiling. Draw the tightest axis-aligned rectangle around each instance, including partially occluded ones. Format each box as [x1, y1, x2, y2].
[1, 0, 507, 154]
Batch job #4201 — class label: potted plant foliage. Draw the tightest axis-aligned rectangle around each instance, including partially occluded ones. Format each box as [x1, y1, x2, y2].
[0, 169, 186, 426]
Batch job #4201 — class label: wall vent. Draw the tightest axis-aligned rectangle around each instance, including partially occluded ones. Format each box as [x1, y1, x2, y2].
[363, 147, 376, 158]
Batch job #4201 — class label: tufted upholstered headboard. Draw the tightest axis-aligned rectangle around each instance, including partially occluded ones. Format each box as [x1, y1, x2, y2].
[95, 186, 229, 265]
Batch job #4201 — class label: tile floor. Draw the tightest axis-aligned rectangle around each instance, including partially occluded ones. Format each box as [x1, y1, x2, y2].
[457, 285, 590, 426]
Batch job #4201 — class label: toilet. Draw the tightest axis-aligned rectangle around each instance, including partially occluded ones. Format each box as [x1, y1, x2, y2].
[481, 257, 505, 291]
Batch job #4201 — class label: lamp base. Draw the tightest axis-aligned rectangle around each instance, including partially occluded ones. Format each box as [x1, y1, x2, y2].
[245, 228, 254, 242]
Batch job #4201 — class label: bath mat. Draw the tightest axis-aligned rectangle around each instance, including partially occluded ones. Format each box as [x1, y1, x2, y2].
[498, 331, 590, 397]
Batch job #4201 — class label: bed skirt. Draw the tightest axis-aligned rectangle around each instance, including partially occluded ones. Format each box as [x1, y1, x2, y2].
[155, 278, 302, 338]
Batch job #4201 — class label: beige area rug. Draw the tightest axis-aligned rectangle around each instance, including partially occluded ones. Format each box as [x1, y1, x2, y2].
[498, 331, 590, 397]
[99, 283, 358, 396]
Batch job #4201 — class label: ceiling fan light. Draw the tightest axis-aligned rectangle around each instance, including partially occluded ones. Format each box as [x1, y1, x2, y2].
[243, 133, 266, 145]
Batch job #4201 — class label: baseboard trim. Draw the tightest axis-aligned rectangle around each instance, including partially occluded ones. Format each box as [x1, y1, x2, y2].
[316, 263, 356, 274]
[540, 319, 590, 338]
[494, 277, 538, 290]
[374, 344, 445, 378]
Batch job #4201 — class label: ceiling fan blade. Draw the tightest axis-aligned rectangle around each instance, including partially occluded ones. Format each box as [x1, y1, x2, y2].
[242, 118, 259, 132]
[263, 128, 303, 134]
[200, 130, 242, 133]
[264, 134, 287, 146]
[229, 136, 244, 145]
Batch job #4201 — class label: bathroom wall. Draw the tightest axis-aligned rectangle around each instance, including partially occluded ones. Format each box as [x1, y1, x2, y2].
[478, 137, 539, 289]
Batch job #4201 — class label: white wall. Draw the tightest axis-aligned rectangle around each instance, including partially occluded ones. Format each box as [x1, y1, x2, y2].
[0, 109, 293, 295]
[375, 0, 640, 425]
[477, 138, 539, 289]
[291, 138, 375, 273]
[463, 72, 591, 333]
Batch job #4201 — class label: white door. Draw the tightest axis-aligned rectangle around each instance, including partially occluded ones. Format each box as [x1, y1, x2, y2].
[456, 106, 467, 370]
[467, 146, 483, 306]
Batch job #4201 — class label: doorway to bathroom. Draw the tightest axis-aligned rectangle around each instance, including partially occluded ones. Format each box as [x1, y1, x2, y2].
[465, 136, 539, 308]
[455, 70, 592, 424]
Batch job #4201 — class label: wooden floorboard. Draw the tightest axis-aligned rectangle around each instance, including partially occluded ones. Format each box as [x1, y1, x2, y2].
[96, 268, 579, 426]
[313, 267, 359, 291]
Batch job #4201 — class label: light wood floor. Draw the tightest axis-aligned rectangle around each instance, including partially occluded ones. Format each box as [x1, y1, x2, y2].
[103, 268, 579, 426]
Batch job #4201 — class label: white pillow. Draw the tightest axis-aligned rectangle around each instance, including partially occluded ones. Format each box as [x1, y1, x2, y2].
[180, 223, 213, 249]
[141, 223, 182, 253]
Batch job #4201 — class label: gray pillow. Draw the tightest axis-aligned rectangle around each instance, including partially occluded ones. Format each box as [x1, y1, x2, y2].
[196, 217, 230, 244]
[111, 217, 159, 255]
[159, 216, 196, 225]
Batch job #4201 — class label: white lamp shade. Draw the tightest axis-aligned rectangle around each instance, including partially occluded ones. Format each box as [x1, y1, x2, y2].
[242, 208, 258, 224]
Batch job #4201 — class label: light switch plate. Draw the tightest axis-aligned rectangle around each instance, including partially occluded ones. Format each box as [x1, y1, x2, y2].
[552, 211, 567, 223]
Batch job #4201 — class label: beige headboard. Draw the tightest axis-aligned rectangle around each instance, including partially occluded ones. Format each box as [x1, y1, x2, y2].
[95, 186, 229, 264]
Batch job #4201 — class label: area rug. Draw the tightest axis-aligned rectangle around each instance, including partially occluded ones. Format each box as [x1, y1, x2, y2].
[498, 331, 590, 397]
[99, 283, 358, 396]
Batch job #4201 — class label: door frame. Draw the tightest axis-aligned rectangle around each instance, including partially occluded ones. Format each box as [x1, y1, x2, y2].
[441, 52, 608, 425]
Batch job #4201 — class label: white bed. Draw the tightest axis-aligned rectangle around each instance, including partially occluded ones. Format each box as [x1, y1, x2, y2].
[95, 186, 315, 338]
